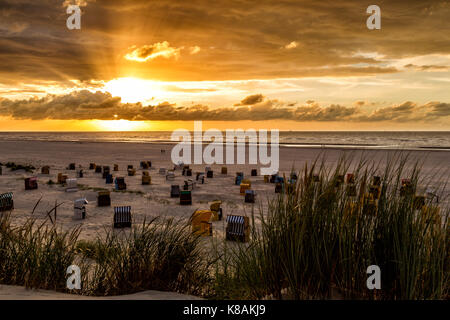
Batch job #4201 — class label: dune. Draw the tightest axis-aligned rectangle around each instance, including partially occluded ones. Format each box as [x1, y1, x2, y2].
[0, 284, 201, 300]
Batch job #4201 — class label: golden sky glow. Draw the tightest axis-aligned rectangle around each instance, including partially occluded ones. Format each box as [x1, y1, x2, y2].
[0, 0, 449, 131]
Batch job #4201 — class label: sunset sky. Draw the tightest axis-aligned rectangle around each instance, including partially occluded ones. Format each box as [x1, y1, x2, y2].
[0, 0, 449, 131]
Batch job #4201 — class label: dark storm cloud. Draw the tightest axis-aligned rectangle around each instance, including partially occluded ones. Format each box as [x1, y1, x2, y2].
[0, 0, 449, 83]
[0, 90, 448, 122]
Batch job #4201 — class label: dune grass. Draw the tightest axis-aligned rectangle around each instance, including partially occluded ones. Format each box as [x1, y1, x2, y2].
[210, 154, 449, 300]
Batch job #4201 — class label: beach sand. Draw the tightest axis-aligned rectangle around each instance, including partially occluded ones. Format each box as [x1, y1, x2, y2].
[0, 140, 448, 241]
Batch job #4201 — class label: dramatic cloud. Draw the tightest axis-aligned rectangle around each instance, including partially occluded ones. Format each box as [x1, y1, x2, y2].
[284, 41, 299, 49]
[235, 94, 265, 106]
[124, 42, 181, 62]
[1, 0, 449, 83]
[1, 90, 448, 123]
[189, 46, 201, 55]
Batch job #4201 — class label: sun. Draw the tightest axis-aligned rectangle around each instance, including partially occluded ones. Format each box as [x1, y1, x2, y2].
[104, 77, 166, 104]
[92, 119, 149, 131]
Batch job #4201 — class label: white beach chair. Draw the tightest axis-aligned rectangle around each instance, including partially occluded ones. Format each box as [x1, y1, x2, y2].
[166, 170, 175, 180]
[74, 198, 88, 220]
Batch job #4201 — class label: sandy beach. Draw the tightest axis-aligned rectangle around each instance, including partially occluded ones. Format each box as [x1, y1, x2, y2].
[0, 140, 449, 241]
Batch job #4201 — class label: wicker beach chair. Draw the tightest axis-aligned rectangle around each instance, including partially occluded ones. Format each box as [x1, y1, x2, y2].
[159, 168, 166, 175]
[127, 168, 136, 176]
[235, 172, 244, 185]
[74, 198, 88, 220]
[226, 215, 250, 242]
[240, 183, 251, 195]
[41, 166, 50, 175]
[184, 179, 195, 191]
[102, 166, 110, 179]
[210, 200, 223, 221]
[68, 163, 76, 170]
[221, 167, 227, 175]
[105, 173, 113, 184]
[180, 190, 192, 205]
[171, 185, 181, 198]
[113, 164, 119, 171]
[251, 169, 257, 176]
[95, 166, 102, 173]
[275, 182, 283, 193]
[182, 165, 190, 176]
[25, 177, 38, 190]
[142, 173, 151, 185]
[141, 161, 149, 169]
[115, 177, 127, 190]
[77, 169, 83, 178]
[57, 173, 68, 184]
[0, 192, 14, 212]
[245, 190, 256, 203]
[191, 210, 213, 236]
[113, 206, 132, 228]
[97, 191, 111, 207]
[207, 170, 213, 178]
[89, 163, 96, 170]
[196, 172, 205, 184]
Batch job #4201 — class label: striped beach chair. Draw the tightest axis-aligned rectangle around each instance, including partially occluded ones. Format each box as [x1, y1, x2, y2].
[114, 206, 132, 228]
[226, 215, 250, 242]
[0, 192, 14, 212]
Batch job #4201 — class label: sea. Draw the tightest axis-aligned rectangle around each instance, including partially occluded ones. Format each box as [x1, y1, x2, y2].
[0, 131, 449, 151]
